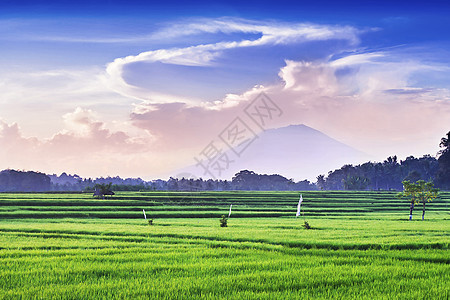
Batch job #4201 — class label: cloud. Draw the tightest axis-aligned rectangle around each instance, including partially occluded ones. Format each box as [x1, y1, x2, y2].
[1, 16, 448, 179]
[2, 17, 362, 52]
[49, 107, 151, 153]
[0, 120, 39, 150]
[105, 18, 362, 103]
[153, 17, 361, 43]
[0, 107, 155, 177]
[384, 88, 433, 95]
[129, 50, 450, 168]
[0, 67, 138, 139]
[330, 52, 385, 67]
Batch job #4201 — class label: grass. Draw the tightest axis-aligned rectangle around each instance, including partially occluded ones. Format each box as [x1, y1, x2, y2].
[0, 191, 449, 299]
[0, 191, 447, 219]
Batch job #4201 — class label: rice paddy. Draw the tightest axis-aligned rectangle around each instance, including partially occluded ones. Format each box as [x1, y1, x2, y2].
[0, 191, 449, 299]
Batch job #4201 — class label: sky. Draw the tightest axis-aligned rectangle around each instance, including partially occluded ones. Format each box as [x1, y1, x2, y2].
[0, 0, 449, 180]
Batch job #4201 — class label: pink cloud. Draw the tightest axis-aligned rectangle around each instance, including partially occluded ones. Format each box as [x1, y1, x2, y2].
[130, 56, 450, 167]
[1, 53, 448, 179]
[0, 108, 155, 177]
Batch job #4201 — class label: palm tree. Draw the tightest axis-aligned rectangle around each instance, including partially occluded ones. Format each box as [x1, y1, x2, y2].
[439, 131, 450, 154]
[436, 131, 450, 189]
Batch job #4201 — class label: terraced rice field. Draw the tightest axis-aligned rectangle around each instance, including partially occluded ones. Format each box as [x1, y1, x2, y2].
[0, 191, 448, 219]
[0, 191, 449, 299]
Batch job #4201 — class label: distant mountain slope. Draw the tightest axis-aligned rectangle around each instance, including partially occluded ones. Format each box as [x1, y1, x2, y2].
[177, 124, 371, 181]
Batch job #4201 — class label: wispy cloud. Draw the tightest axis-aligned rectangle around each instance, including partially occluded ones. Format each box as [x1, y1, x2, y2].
[2, 17, 361, 45]
[152, 17, 361, 43]
[105, 18, 362, 103]
[384, 88, 433, 95]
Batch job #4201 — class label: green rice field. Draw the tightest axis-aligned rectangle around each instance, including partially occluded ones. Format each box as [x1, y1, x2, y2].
[0, 191, 449, 299]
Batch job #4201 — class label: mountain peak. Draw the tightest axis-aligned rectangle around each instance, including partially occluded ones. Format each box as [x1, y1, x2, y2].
[177, 124, 370, 181]
[266, 124, 319, 134]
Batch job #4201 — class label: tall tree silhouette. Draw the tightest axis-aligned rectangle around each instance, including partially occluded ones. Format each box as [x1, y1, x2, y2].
[436, 131, 450, 189]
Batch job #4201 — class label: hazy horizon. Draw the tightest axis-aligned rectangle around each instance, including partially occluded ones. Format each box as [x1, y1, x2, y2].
[0, 1, 449, 180]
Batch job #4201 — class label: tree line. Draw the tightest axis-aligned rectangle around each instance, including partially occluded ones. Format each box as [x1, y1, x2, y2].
[317, 131, 449, 191]
[317, 154, 438, 191]
[1, 131, 448, 192]
[0, 170, 51, 192]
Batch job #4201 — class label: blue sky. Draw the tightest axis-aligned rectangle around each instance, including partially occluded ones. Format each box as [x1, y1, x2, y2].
[0, 0, 449, 179]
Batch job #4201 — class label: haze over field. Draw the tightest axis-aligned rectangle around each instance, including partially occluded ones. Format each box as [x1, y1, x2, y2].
[0, 1, 449, 179]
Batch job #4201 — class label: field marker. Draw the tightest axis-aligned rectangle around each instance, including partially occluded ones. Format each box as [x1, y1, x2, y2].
[228, 204, 232, 218]
[143, 209, 147, 220]
[296, 194, 303, 218]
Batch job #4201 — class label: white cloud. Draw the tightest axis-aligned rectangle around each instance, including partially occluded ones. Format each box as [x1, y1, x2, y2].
[105, 18, 362, 103]
[153, 18, 361, 44]
[330, 52, 385, 67]
[0, 67, 137, 138]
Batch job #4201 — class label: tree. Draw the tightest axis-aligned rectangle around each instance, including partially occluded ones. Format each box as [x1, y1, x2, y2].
[343, 175, 370, 190]
[403, 170, 421, 183]
[397, 180, 439, 221]
[232, 170, 256, 190]
[231, 170, 299, 191]
[436, 131, 450, 189]
[93, 182, 114, 199]
[439, 131, 449, 151]
[0, 170, 51, 192]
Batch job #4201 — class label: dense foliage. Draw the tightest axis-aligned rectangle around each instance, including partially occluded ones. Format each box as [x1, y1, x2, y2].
[0, 170, 51, 192]
[436, 131, 450, 189]
[319, 155, 440, 191]
[0, 153, 446, 192]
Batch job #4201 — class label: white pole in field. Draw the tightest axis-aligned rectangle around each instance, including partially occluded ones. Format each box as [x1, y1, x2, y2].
[296, 194, 303, 218]
[228, 204, 233, 218]
[143, 209, 147, 220]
